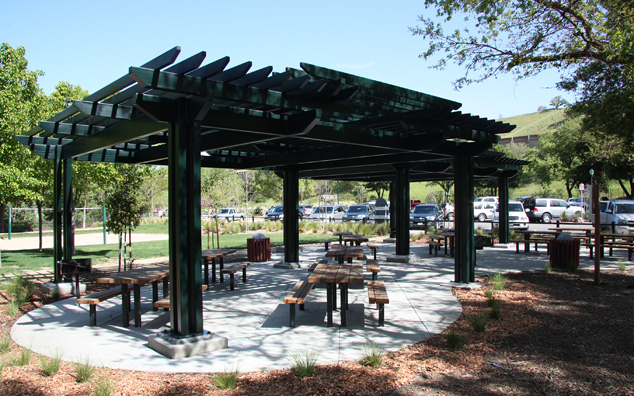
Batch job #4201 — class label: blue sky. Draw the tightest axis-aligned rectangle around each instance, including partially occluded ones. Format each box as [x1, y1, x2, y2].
[2, 1, 572, 120]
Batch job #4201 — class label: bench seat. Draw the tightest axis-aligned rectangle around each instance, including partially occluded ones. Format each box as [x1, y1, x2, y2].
[283, 280, 313, 327]
[365, 259, 381, 280]
[220, 262, 250, 290]
[367, 243, 379, 260]
[153, 285, 208, 310]
[367, 280, 389, 326]
[428, 240, 442, 256]
[76, 287, 122, 326]
[513, 238, 554, 253]
[323, 239, 333, 251]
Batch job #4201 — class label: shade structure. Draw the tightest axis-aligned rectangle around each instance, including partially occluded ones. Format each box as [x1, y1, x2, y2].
[16, 47, 527, 338]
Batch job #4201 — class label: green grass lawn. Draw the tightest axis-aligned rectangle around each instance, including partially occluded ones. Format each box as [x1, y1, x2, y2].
[0, 232, 332, 275]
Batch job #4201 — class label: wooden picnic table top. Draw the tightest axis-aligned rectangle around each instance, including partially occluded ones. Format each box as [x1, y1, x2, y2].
[325, 244, 364, 259]
[332, 231, 354, 236]
[308, 262, 364, 284]
[97, 264, 169, 285]
[201, 248, 237, 259]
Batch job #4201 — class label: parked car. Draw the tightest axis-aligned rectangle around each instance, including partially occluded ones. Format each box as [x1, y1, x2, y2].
[492, 201, 529, 230]
[474, 197, 497, 222]
[342, 204, 374, 222]
[308, 205, 347, 221]
[524, 197, 570, 223]
[600, 200, 634, 234]
[265, 205, 304, 221]
[216, 208, 246, 221]
[439, 202, 454, 221]
[300, 205, 314, 216]
[409, 204, 440, 229]
[410, 199, 422, 209]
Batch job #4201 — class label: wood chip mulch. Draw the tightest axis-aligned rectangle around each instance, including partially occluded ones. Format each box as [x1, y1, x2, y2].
[0, 265, 632, 395]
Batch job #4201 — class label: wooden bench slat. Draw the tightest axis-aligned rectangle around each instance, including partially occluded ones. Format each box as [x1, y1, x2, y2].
[283, 280, 312, 305]
[368, 280, 389, 304]
[153, 285, 208, 309]
[76, 287, 122, 305]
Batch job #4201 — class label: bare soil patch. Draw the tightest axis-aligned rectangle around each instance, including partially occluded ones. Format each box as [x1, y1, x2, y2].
[1, 265, 632, 395]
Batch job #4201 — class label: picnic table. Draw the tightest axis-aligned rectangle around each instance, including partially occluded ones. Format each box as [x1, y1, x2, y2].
[342, 234, 369, 246]
[202, 248, 237, 285]
[97, 264, 169, 328]
[439, 231, 456, 257]
[325, 244, 364, 264]
[514, 230, 561, 253]
[307, 262, 364, 327]
[332, 231, 353, 244]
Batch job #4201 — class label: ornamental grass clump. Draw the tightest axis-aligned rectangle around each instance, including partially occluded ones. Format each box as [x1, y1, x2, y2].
[489, 273, 507, 290]
[213, 369, 239, 390]
[360, 342, 384, 367]
[289, 347, 319, 378]
[471, 314, 488, 332]
[93, 374, 115, 396]
[40, 353, 62, 377]
[445, 329, 462, 349]
[73, 358, 94, 383]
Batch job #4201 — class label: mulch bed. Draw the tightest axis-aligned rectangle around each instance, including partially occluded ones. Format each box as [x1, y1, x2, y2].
[0, 260, 632, 395]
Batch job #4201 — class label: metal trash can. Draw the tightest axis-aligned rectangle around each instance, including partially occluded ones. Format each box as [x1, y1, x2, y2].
[549, 233, 580, 270]
[247, 236, 271, 262]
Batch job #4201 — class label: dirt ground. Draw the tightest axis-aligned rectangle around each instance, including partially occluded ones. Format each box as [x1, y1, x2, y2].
[0, 262, 632, 395]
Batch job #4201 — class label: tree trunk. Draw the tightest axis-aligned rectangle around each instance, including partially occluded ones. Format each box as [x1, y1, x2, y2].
[617, 179, 631, 198]
[0, 203, 5, 234]
[118, 233, 123, 272]
[37, 201, 43, 252]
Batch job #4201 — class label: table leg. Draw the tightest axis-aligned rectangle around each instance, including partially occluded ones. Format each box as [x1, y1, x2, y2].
[524, 234, 530, 252]
[134, 284, 142, 327]
[121, 284, 130, 328]
[340, 283, 347, 327]
[152, 280, 158, 311]
[220, 257, 225, 282]
[326, 283, 334, 327]
[211, 258, 217, 283]
[163, 277, 169, 311]
[203, 258, 210, 286]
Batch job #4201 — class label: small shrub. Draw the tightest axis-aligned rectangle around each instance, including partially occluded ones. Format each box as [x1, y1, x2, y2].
[0, 333, 12, 354]
[10, 347, 32, 366]
[7, 301, 21, 317]
[93, 375, 115, 396]
[289, 348, 319, 378]
[544, 262, 552, 273]
[489, 273, 507, 290]
[471, 314, 488, 332]
[213, 370, 239, 390]
[487, 297, 499, 308]
[490, 305, 502, 320]
[445, 329, 462, 348]
[619, 260, 627, 272]
[40, 353, 62, 377]
[360, 342, 384, 367]
[484, 288, 494, 299]
[73, 359, 94, 383]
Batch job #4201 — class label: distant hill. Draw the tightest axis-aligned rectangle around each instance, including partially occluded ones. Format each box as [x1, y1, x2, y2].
[496, 109, 567, 138]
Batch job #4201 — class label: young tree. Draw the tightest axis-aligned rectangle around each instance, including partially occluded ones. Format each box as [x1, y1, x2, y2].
[0, 43, 46, 232]
[104, 164, 148, 271]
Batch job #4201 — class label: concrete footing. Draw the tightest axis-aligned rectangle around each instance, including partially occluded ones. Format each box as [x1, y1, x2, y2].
[41, 282, 85, 296]
[147, 329, 228, 359]
[386, 254, 420, 263]
[274, 261, 303, 269]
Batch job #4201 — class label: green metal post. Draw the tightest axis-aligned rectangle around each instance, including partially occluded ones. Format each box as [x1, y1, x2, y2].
[53, 148, 63, 283]
[393, 165, 410, 256]
[168, 99, 203, 337]
[103, 206, 107, 244]
[7, 206, 11, 240]
[283, 168, 300, 263]
[454, 155, 475, 283]
[63, 158, 73, 260]
[498, 175, 510, 244]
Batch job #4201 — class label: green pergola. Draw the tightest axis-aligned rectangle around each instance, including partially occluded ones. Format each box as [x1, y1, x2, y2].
[17, 47, 525, 339]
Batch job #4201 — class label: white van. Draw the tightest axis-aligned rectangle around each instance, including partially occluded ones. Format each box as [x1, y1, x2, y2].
[474, 196, 498, 221]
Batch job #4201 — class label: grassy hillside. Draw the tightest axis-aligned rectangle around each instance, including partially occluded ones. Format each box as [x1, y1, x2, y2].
[497, 108, 566, 138]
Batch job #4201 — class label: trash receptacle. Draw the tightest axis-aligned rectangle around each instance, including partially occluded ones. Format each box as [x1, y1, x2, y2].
[247, 236, 271, 262]
[549, 233, 580, 270]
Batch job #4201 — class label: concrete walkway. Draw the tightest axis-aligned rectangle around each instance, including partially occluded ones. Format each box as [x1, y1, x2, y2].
[10, 241, 623, 374]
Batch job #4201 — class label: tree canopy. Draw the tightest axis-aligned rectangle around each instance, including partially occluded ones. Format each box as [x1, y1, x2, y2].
[410, 0, 634, 88]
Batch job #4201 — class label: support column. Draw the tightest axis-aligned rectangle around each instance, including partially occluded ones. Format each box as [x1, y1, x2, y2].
[498, 175, 510, 244]
[168, 102, 203, 337]
[389, 182, 396, 238]
[393, 165, 410, 256]
[283, 168, 300, 263]
[53, 148, 63, 282]
[454, 155, 475, 283]
[62, 158, 73, 260]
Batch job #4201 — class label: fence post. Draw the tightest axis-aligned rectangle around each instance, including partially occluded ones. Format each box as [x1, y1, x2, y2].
[8, 206, 11, 240]
[103, 206, 107, 244]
